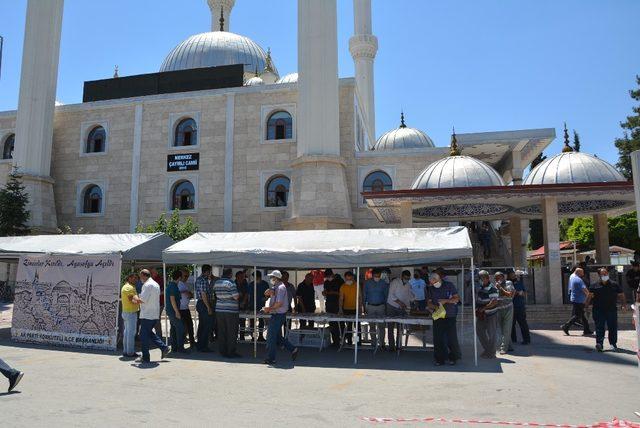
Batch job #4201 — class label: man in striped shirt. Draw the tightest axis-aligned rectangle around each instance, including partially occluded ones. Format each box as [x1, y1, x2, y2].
[476, 270, 500, 359]
[213, 268, 241, 358]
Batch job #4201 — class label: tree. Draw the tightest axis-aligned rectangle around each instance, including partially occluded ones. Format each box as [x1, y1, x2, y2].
[566, 217, 595, 249]
[0, 172, 30, 236]
[135, 210, 198, 241]
[565, 213, 640, 252]
[573, 130, 581, 152]
[614, 75, 640, 179]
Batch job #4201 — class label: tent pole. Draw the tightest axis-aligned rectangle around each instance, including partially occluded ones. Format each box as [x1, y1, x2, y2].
[254, 265, 258, 359]
[460, 261, 464, 345]
[471, 257, 478, 367]
[163, 262, 168, 346]
[354, 266, 360, 365]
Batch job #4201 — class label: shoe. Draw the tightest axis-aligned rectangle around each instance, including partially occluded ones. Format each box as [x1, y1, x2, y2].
[291, 348, 299, 361]
[135, 357, 151, 364]
[434, 361, 443, 366]
[499, 350, 507, 355]
[176, 348, 191, 354]
[595, 343, 603, 352]
[582, 331, 593, 336]
[507, 347, 514, 352]
[611, 345, 619, 352]
[561, 325, 570, 336]
[8, 372, 24, 393]
[263, 359, 275, 365]
[257, 336, 266, 342]
[448, 360, 457, 366]
[161, 347, 171, 360]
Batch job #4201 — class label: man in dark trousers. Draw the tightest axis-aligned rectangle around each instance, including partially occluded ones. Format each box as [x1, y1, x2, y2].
[625, 261, 640, 302]
[587, 267, 627, 352]
[509, 270, 531, 345]
[323, 269, 343, 347]
[213, 268, 241, 358]
[0, 358, 23, 393]
[561, 267, 592, 336]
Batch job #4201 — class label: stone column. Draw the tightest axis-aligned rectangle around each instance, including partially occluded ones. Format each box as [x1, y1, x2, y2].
[542, 196, 562, 305]
[399, 201, 413, 228]
[509, 216, 524, 268]
[13, 0, 64, 232]
[349, 0, 378, 145]
[207, 0, 235, 31]
[284, 0, 352, 230]
[593, 213, 610, 265]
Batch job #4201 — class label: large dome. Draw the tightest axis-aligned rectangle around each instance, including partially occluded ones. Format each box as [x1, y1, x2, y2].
[412, 156, 505, 189]
[373, 114, 434, 151]
[523, 151, 625, 185]
[160, 31, 277, 77]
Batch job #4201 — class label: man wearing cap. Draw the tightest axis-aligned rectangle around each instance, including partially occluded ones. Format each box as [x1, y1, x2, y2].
[494, 271, 515, 354]
[134, 269, 170, 363]
[476, 270, 500, 358]
[263, 270, 299, 365]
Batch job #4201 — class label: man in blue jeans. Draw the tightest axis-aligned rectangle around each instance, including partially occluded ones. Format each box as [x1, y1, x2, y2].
[263, 270, 298, 365]
[587, 267, 627, 352]
[166, 270, 186, 353]
[134, 269, 170, 363]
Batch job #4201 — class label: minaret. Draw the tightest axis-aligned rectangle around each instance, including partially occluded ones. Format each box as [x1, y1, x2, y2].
[13, 0, 63, 232]
[284, 0, 352, 229]
[207, 0, 235, 31]
[350, 0, 378, 146]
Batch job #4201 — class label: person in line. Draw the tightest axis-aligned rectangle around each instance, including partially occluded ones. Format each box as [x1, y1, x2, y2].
[494, 271, 515, 354]
[263, 270, 299, 365]
[213, 268, 241, 358]
[427, 272, 461, 366]
[195, 265, 215, 352]
[149, 267, 164, 339]
[296, 272, 316, 329]
[475, 270, 500, 359]
[178, 269, 196, 346]
[323, 269, 343, 348]
[134, 269, 170, 363]
[625, 261, 640, 302]
[509, 270, 530, 345]
[561, 267, 592, 336]
[248, 270, 269, 341]
[311, 269, 325, 313]
[0, 358, 23, 393]
[587, 267, 627, 352]
[479, 223, 492, 259]
[121, 272, 140, 358]
[235, 270, 249, 340]
[386, 270, 414, 352]
[409, 270, 427, 311]
[166, 270, 186, 353]
[363, 268, 389, 350]
[338, 271, 361, 346]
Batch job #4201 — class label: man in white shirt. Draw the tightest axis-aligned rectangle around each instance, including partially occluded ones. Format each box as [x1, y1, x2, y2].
[134, 269, 170, 363]
[386, 270, 415, 351]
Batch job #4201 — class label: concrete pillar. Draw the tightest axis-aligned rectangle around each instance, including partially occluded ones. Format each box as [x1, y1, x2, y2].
[13, 0, 64, 232]
[207, 0, 235, 31]
[542, 196, 563, 305]
[400, 201, 413, 228]
[593, 213, 610, 265]
[349, 0, 378, 145]
[509, 216, 524, 268]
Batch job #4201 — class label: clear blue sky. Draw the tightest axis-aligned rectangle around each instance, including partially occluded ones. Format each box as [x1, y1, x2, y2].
[1, 0, 639, 164]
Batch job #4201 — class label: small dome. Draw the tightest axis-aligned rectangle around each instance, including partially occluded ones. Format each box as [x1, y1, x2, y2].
[277, 73, 298, 84]
[412, 156, 505, 189]
[245, 76, 264, 86]
[373, 113, 434, 151]
[160, 32, 278, 78]
[524, 151, 625, 185]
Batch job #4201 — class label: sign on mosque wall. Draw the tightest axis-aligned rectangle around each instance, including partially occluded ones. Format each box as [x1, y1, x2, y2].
[11, 255, 121, 351]
[167, 153, 199, 172]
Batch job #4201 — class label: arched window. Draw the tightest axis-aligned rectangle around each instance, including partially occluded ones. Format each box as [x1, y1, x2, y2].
[363, 170, 392, 202]
[265, 175, 290, 207]
[266, 111, 293, 140]
[2, 134, 15, 160]
[85, 126, 106, 153]
[171, 180, 195, 210]
[174, 118, 197, 147]
[82, 185, 103, 214]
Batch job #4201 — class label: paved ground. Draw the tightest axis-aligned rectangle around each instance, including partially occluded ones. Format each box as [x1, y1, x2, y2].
[1, 303, 639, 427]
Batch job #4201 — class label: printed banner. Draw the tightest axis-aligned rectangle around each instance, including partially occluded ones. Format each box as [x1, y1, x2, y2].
[11, 254, 121, 350]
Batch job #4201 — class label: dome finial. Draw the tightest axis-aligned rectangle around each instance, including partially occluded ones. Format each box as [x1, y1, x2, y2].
[263, 48, 275, 73]
[113, 65, 119, 78]
[399, 110, 406, 128]
[219, 6, 225, 31]
[562, 122, 573, 153]
[450, 127, 461, 156]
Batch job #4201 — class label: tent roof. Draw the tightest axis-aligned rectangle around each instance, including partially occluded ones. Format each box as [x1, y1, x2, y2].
[162, 227, 473, 268]
[0, 233, 174, 261]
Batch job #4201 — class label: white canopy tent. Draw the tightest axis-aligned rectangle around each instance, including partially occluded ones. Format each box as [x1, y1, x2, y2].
[163, 227, 479, 365]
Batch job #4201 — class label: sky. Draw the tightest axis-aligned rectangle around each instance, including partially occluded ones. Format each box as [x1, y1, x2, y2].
[0, 0, 639, 165]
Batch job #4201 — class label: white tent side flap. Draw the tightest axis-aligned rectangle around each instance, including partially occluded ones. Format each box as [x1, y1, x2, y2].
[162, 227, 472, 267]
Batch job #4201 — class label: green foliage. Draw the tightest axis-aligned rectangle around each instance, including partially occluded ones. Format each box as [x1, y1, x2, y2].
[614, 75, 640, 179]
[566, 217, 595, 249]
[530, 152, 547, 169]
[0, 172, 30, 236]
[559, 218, 574, 241]
[565, 212, 640, 252]
[573, 130, 581, 152]
[56, 225, 85, 234]
[135, 210, 198, 241]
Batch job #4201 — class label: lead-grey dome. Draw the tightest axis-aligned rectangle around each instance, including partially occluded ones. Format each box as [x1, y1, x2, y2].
[160, 31, 277, 77]
[373, 113, 434, 151]
[523, 151, 624, 185]
[412, 155, 505, 189]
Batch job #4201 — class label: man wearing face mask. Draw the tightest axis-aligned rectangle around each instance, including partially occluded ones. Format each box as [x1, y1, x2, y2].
[363, 268, 389, 350]
[427, 272, 461, 365]
[386, 270, 415, 351]
[586, 267, 627, 352]
[323, 269, 343, 347]
[263, 270, 299, 365]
